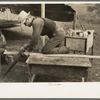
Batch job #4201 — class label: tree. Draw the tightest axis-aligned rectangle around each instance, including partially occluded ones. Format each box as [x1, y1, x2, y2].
[87, 4, 100, 16]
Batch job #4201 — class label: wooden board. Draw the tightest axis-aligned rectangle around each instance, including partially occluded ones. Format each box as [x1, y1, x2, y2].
[4, 51, 100, 59]
[66, 38, 86, 51]
[26, 54, 91, 68]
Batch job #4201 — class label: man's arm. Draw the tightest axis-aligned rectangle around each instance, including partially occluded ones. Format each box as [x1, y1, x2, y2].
[28, 18, 44, 51]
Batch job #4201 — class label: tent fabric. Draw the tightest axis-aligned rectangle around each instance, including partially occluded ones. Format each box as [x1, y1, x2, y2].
[31, 4, 76, 22]
[0, 4, 76, 22]
[65, 4, 78, 13]
[45, 4, 76, 22]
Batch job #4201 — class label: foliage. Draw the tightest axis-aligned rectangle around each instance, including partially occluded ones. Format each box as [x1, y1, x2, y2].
[77, 4, 100, 25]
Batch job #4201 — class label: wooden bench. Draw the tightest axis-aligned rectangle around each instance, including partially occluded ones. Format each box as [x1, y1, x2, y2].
[4, 51, 100, 82]
[26, 53, 92, 82]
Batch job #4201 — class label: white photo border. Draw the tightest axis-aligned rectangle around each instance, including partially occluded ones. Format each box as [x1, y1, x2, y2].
[0, 1, 100, 98]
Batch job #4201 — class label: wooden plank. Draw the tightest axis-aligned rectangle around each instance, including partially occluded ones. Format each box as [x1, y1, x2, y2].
[24, 52, 100, 59]
[65, 35, 87, 39]
[66, 37, 86, 51]
[4, 51, 100, 59]
[26, 55, 91, 67]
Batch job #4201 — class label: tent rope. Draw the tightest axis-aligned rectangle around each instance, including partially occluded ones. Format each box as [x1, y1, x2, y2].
[77, 16, 86, 30]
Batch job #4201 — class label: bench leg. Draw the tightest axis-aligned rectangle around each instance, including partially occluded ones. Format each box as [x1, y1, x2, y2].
[82, 77, 85, 82]
[29, 74, 35, 82]
[82, 76, 88, 82]
[28, 66, 36, 82]
[30, 74, 36, 82]
[84, 68, 89, 82]
[81, 68, 89, 82]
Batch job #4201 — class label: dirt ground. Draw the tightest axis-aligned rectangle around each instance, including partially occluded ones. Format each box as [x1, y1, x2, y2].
[0, 22, 100, 82]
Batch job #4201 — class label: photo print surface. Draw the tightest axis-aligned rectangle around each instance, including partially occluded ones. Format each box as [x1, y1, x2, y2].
[0, 3, 99, 82]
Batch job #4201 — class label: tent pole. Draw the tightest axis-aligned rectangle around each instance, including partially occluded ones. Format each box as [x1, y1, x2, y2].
[73, 12, 77, 30]
[41, 4, 45, 46]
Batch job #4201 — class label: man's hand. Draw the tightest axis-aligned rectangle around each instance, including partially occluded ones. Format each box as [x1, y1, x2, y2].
[20, 43, 30, 53]
[23, 43, 30, 49]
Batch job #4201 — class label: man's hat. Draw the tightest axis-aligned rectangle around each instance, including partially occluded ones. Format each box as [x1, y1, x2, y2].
[18, 10, 30, 23]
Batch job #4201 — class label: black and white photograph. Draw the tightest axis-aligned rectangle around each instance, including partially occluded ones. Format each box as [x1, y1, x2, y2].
[0, 2, 100, 83]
